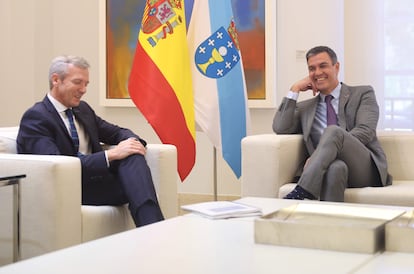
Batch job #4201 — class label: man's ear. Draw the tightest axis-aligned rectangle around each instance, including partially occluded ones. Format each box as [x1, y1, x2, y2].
[51, 73, 60, 86]
[335, 62, 340, 72]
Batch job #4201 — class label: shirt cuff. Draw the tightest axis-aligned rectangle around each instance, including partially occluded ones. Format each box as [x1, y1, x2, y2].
[104, 150, 110, 167]
[286, 91, 299, 101]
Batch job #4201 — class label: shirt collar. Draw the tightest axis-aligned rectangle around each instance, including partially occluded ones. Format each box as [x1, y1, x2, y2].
[319, 83, 341, 102]
[47, 93, 68, 113]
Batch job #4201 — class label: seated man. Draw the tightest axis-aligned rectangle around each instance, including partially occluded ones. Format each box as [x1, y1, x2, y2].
[273, 46, 392, 201]
[17, 55, 164, 226]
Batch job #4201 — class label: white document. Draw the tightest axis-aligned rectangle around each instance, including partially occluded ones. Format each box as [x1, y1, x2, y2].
[181, 201, 262, 219]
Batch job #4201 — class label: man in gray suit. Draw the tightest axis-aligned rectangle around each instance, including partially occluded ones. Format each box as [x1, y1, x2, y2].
[273, 46, 391, 201]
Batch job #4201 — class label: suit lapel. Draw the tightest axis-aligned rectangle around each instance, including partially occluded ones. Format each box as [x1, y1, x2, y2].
[303, 96, 319, 140]
[302, 96, 319, 154]
[43, 96, 71, 138]
[338, 84, 351, 129]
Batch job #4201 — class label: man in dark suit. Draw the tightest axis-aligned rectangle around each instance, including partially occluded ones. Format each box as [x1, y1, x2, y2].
[273, 46, 391, 201]
[17, 55, 164, 226]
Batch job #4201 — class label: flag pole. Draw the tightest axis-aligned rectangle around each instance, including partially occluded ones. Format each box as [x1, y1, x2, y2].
[213, 147, 218, 201]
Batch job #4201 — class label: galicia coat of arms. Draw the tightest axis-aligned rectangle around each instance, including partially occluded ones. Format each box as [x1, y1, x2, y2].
[195, 20, 241, 79]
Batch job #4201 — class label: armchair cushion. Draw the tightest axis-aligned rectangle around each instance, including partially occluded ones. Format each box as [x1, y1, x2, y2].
[81, 205, 134, 242]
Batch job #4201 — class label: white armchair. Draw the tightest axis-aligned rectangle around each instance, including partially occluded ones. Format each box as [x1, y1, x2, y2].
[241, 132, 414, 207]
[0, 126, 178, 261]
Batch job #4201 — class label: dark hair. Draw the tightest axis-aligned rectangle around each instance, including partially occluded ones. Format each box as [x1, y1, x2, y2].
[306, 46, 338, 64]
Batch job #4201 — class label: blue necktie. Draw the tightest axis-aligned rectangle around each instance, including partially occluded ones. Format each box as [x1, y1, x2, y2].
[65, 109, 79, 152]
[325, 95, 338, 126]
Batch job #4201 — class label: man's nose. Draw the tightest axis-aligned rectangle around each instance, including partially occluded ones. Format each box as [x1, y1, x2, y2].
[314, 67, 322, 75]
[80, 84, 87, 93]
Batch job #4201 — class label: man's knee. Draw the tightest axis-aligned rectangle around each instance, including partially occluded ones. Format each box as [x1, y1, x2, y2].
[322, 125, 345, 139]
[119, 153, 147, 168]
[318, 126, 348, 149]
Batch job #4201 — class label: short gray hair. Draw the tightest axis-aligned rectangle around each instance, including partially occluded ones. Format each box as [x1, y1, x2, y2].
[48, 55, 90, 89]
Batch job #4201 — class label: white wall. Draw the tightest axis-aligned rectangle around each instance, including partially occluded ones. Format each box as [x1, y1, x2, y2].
[0, 0, 345, 198]
[344, 0, 385, 128]
[276, 0, 344, 103]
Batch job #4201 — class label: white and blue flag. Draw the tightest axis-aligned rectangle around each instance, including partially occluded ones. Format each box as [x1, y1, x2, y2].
[187, 0, 251, 178]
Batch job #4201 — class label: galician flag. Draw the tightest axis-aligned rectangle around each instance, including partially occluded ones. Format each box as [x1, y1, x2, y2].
[187, 0, 250, 178]
[128, 0, 196, 181]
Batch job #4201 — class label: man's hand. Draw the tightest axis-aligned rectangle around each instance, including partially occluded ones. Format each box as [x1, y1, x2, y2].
[290, 76, 318, 96]
[106, 138, 146, 162]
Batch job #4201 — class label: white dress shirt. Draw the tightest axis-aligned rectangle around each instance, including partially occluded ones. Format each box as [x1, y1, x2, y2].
[47, 93, 91, 155]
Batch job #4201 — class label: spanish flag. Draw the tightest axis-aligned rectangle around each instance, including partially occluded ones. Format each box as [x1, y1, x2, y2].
[128, 0, 195, 181]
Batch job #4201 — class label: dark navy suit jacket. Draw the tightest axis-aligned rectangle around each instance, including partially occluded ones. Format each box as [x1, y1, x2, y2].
[17, 96, 151, 205]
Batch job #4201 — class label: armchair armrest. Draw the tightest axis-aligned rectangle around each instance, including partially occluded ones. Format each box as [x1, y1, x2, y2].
[241, 134, 305, 198]
[0, 154, 82, 260]
[145, 144, 178, 218]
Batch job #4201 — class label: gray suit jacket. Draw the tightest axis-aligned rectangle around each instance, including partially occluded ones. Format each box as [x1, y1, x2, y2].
[273, 83, 391, 186]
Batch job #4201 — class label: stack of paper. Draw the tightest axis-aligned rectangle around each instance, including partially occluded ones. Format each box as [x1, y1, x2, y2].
[386, 210, 414, 252]
[254, 203, 405, 253]
[181, 201, 262, 219]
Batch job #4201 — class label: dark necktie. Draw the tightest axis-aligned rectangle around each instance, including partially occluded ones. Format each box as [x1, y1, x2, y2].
[65, 109, 79, 152]
[325, 95, 337, 126]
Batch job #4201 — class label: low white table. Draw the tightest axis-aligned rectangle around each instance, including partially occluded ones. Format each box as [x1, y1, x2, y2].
[0, 197, 412, 274]
[353, 252, 414, 274]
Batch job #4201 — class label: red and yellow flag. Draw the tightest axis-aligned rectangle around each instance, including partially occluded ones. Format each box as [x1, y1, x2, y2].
[128, 0, 195, 181]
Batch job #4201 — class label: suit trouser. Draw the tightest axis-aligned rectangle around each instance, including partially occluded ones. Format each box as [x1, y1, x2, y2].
[81, 154, 164, 226]
[298, 126, 381, 201]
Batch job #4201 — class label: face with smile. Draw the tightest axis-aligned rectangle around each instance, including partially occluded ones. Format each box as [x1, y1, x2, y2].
[307, 52, 340, 95]
[51, 64, 89, 108]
